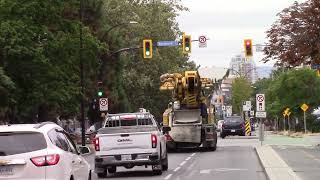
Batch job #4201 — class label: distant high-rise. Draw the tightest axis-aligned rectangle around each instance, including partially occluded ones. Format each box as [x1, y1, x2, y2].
[229, 54, 257, 83]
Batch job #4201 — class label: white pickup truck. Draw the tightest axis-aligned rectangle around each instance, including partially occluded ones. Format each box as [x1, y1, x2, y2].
[94, 112, 171, 178]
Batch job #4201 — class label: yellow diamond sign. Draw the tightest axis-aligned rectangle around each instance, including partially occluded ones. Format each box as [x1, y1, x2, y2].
[300, 103, 309, 112]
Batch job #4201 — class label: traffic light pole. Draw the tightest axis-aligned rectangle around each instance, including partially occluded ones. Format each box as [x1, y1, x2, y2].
[80, 0, 86, 147]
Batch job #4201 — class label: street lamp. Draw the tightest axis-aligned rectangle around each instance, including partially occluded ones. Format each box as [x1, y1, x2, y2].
[104, 21, 139, 38]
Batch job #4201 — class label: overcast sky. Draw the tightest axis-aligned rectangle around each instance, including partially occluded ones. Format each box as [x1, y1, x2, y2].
[177, 0, 306, 68]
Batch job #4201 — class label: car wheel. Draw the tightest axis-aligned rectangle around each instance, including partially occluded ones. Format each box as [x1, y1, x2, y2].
[162, 151, 168, 171]
[220, 133, 225, 139]
[153, 147, 163, 175]
[88, 170, 91, 180]
[107, 166, 117, 174]
[97, 170, 107, 179]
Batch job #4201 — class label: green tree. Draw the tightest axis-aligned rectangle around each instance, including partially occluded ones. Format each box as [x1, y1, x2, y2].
[231, 77, 252, 114]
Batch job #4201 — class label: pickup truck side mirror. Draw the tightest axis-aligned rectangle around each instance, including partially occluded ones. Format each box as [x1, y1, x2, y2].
[162, 126, 171, 133]
[78, 146, 91, 155]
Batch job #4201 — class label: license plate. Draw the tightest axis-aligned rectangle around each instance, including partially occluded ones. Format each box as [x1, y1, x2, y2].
[0, 166, 13, 175]
[231, 129, 236, 132]
[122, 155, 132, 161]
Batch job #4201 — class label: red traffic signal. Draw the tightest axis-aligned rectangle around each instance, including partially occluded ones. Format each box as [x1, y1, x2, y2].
[244, 39, 253, 57]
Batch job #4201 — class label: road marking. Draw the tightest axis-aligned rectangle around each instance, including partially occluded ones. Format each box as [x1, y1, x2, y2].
[302, 150, 320, 162]
[174, 167, 181, 172]
[214, 168, 248, 172]
[200, 169, 211, 174]
[191, 153, 196, 157]
[164, 174, 172, 180]
[180, 161, 187, 166]
[186, 157, 191, 161]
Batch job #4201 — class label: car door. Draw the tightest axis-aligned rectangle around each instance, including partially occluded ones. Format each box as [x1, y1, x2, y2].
[63, 132, 89, 180]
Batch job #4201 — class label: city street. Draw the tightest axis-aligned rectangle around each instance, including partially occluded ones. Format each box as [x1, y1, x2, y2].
[85, 135, 267, 180]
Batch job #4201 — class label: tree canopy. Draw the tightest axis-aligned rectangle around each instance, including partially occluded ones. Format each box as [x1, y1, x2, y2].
[263, 0, 320, 66]
[0, 0, 194, 123]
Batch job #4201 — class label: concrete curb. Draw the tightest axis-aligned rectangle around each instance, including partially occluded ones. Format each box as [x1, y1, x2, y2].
[255, 145, 302, 180]
[254, 147, 269, 180]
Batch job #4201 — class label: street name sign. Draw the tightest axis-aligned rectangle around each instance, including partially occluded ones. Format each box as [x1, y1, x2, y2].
[157, 41, 179, 47]
[99, 98, 108, 111]
[256, 94, 265, 111]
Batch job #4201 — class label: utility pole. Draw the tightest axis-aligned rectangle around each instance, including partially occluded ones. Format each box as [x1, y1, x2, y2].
[79, 0, 86, 146]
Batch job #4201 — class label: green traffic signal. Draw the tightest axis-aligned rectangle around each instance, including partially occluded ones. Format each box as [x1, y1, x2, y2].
[98, 91, 103, 97]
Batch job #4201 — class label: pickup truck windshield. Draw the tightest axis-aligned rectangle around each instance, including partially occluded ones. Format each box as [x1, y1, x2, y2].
[105, 115, 155, 127]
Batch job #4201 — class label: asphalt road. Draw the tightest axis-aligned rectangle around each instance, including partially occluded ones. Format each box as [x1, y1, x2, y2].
[273, 145, 320, 180]
[86, 135, 267, 180]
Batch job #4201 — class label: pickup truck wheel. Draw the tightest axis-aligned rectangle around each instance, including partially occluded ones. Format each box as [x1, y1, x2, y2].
[162, 151, 168, 171]
[107, 166, 117, 174]
[152, 148, 163, 175]
[97, 170, 107, 179]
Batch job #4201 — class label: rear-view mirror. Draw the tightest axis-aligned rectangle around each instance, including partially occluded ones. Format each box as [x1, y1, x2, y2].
[162, 126, 171, 133]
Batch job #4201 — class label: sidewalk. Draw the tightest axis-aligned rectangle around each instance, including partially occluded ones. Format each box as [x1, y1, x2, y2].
[256, 145, 302, 180]
[256, 132, 320, 180]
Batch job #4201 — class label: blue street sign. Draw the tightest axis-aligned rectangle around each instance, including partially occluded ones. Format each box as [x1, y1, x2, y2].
[311, 64, 320, 69]
[157, 41, 179, 47]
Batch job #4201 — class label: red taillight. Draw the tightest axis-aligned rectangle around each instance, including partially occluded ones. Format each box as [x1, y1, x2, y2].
[94, 137, 100, 151]
[151, 134, 157, 148]
[165, 134, 173, 141]
[31, 156, 46, 166]
[46, 154, 60, 165]
[31, 154, 60, 167]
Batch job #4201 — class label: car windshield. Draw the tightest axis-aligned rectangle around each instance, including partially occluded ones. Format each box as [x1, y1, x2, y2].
[224, 117, 242, 123]
[0, 132, 47, 156]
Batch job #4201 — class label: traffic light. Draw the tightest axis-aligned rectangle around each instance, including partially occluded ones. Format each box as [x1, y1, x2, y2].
[183, 34, 191, 54]
[97, 81, 103, 97]
[244, 39, 253, 57]
[143, 39, 153, 59]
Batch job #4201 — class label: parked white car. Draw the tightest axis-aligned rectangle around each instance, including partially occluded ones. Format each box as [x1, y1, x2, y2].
[0, 122, 91, 180]
[94, 112, 170, 178]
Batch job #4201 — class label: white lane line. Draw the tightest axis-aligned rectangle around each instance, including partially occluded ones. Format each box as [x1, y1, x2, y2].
[191, 153, 196, 157]
[185, 157, 191, 161]
[164, 174, 172, 180]
[180, 160, 187, 166]
[200, 169, 211, 174]
[174, 166, 181, 172]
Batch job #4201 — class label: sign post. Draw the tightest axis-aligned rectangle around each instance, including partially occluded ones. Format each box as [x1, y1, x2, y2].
[256, 94, 266, 146]
[300, 103, 309, 134]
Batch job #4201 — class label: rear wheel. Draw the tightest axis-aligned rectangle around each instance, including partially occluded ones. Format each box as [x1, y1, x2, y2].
[153, 148, 163, 175]
[97, 170, 107, 179]
[107, 166, 117, 174]
[88, 170, 91, 180]
[162, 150, 168, 171]
[220, 133, 226, 139]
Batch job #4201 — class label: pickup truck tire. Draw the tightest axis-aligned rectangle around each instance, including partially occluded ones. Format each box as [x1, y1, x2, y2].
[162, 151, 168, 171]
[152, 148, 163, 175]
[97, 171, 107, 179]
[107, 166, 117, 174]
